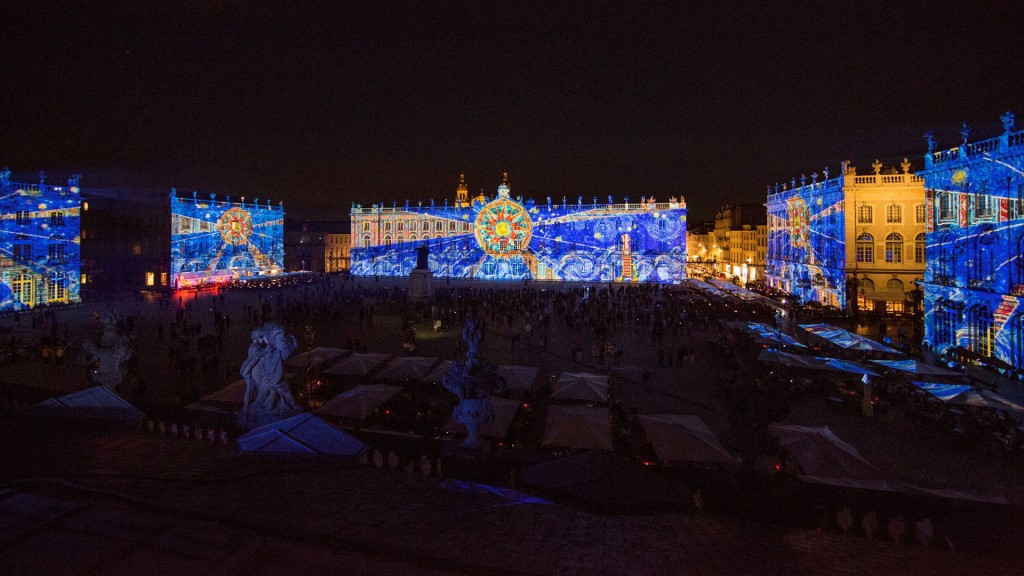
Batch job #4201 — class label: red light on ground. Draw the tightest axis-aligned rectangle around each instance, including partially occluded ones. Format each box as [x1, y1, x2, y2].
[521, 403, 530, 409]
[774, 464, 781, 472]
[641, 460, 654, 466]
[384, 409, 390, 415]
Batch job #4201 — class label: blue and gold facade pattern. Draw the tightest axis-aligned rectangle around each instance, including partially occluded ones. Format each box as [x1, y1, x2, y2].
[920, 113, 1024, 369]
[0, 169, 81, 311]
[170, 191, 285, 288]
[350, 175, 687, 283]
[766, 173, 847, 308]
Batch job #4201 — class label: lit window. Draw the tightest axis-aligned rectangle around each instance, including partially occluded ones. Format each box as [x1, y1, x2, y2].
[856, 233, 873, 263]
[160, 272, 168, 286]
[858, 205, 873, 223]
[83, 201, 89, 211]
[886, 204, 902, 223]
[915, 233, 925, 263]
[915, 204, 926, 223]
[146, 272, 155, 286]
[81, 273, 87, 285]
[885, 233, 903, 263]
[133, 244, 142, 255]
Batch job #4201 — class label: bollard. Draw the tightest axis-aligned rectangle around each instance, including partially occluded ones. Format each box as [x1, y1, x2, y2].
[357, 451, 368, 466]
[195, 427, 204, 441]
[158, 421, 166, 435]
[836, 508, 853, 535]
[387, 451, 398, 470]
[207, 427, 216, 442]
[862, 511, 878, 539]
[419, 455, 431, 476]
[372, 449, 383, 469]
[218, 429, 229, 445]
[182, 425, 190, 440]
[146, 420, 155, 433]
[170, 423, 179, 437]
[915, 518, 934, 547]
[887, 515, 906, 544]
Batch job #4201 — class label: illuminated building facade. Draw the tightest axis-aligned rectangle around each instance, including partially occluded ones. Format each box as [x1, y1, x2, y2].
[0, 169, 81, 311]
[766, 160, 925, 310]
[351, 174, 687, 283]
[325, 230, 351, 273]
[713, 203, 766, 285]
[171, 191, 284, 288]
[919, 113, 1024, 368]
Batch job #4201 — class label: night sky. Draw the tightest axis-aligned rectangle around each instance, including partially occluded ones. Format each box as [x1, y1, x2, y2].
[2, 1, 1023, 222]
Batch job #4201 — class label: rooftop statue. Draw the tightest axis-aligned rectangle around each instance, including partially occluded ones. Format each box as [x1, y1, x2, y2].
[238, 322, 302, 428]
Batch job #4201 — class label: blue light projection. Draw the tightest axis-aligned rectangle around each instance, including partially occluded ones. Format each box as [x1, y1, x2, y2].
[350, 186, 687, 283]
[0, 170, 81, 311]
[170, 192, 284, 288]
[919, 116, 1024, 369]
[765, 177, 846, 307]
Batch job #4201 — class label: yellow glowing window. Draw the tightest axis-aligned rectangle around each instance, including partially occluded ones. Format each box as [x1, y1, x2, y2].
[146, 272, 155, 286]
[83, 201, 89, 211]
[133, 244, 142, 255]
[160, 272, 168, 285]
[81, 273, 87, 285]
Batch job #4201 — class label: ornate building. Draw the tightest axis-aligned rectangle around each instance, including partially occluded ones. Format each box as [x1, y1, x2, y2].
[765, 160, 926, 310]
[350, 173, 688, 282]
[0, 168, 81, 311]
[919, 113, 1024, 369]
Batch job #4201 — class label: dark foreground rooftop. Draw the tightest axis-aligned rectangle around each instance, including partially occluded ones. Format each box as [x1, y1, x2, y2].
[0, 416, 1017, 576]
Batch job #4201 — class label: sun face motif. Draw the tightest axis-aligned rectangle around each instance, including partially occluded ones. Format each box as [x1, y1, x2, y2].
[217, 207, 254, 245]
[951, 170, 968, 186]
[475, 199, 532, 257]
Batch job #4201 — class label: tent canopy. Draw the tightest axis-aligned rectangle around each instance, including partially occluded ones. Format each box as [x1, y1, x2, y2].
[237, 413, 367, 456]
[637, 414, 736, 465]
[443, 397, 521, 438]
[496, 365, 541, 392]
[284, 347, 350, 372]
[32, 386, 144, 425]
[800, 323, 902, 354]
[313, 384, 403, 420]
[552, 372, 609, 403]
[542, 405, 613, 451]
[912, 382, 1024, 412]
[757, 349, 879, 376]
[727, 321, 807, 348]
[419, 360, 452, 384]
[870, 359, 963, 377]
[321, 352, 394, 377]
[374, 356, 440, 381]
[769, 424, 889, 489]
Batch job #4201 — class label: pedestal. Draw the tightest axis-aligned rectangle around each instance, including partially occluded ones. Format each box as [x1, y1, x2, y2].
[409, 268, 433, 303]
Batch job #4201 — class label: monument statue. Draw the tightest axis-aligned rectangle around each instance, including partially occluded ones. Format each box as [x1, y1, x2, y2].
[442, 316, 506, 454]
[80, 309, 133, 391]
[416, 244, 430, 270]
[238, 322, 302, 428]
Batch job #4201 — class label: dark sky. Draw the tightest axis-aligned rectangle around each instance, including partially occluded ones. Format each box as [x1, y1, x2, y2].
[2, 1, 1023, 222]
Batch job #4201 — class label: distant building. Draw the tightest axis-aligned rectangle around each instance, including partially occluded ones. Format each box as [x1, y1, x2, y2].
[766, 160, 926, 310]
[325, 225, 352, 273]
[686, 220, 717, 278]
[82, 188, 285, 292]
[0, 169, 81, 311]
[351, 173, 688, 282]
[284, 220, 347, 273]
[919, 113, 1024, 368]
[712, 203, 766, 285]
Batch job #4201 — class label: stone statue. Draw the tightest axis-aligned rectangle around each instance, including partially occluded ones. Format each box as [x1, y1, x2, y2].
[416, 244, 430, 270]
[0, 166, 10, 185]
[238, 322, 301, 428]
[1001, 110, 1016, 133]
[442, 316, 506, 453]
[80, 309, 133, 391]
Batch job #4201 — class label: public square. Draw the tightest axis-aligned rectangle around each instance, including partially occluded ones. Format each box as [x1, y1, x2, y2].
[1, 275, 1022, 574]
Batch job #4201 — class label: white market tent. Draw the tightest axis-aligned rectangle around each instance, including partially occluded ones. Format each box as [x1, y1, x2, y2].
[443, 397, 522, 438]
[637, 414, 737, 465]
[313, 384, 403, 421]
[542, 405, 613, 451]
[32, 386, 144, 425]
[374, 356, 441, 381]
[496, 365, 541, 392]
[800, 323, 903, 355]
[769, 424, 895, 491]
[237, 413, 367, 456]
[284, 347, 350, 372]
[419, 360, 452, 384]
[321, 352, 394, 377]
[869, 359, 964, 378]
[552, 372, 609, 404]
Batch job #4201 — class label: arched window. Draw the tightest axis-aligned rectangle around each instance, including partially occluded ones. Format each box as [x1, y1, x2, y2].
[409, 234, 417, 241]
[885, 232, 903, 263]
[886, 204, 902, 223]
[396, 235, 404, 244]
[859, 277, 875, 294]
[362, 234, 371, 247]
[858, 205, 873, 223]
[856, 233, 873, 263]
[886, 278, 904, 292]
[915, 233, 926, 263]
[384, 234, 392, 247]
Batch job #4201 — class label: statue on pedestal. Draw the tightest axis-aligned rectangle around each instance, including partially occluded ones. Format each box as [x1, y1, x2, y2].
[80, 309, 133, 391]
[442, 317, 506, 454]
[238, 322, 302, 429]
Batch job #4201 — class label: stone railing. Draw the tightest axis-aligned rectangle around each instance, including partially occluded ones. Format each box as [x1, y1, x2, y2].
[928, 128, 1024, 168]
